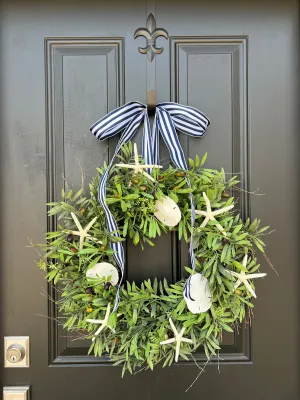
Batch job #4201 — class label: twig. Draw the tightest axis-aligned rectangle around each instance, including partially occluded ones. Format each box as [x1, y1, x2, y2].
[233, 186, 265, 196]
[75, 156, 86, 193]
[34, 313, 64, 326]
[134, 365, 148, 374]
[190, 354, 205, 373]
[263, 253, 279, 276]
[61, 175, 70, 195]
[26, 236, 48, 264]
[40, 290, 57, 303]
[185, 358, 210, 392]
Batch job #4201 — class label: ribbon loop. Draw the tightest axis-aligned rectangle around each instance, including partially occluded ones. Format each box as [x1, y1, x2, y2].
[91, 102, 210, 310]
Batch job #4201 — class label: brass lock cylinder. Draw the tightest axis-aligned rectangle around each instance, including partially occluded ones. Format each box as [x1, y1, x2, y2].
[6, 343, 26, 363]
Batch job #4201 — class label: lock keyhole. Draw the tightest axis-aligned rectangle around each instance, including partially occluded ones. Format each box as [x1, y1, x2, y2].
[6, 344, 26, 364]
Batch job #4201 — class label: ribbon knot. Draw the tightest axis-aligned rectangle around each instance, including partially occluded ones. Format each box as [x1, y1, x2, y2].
[90, 102, 210, 310]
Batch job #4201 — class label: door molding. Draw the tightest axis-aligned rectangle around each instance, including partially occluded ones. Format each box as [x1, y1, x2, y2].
[45, 37, 125, 366]
[45, 35, 251, 367]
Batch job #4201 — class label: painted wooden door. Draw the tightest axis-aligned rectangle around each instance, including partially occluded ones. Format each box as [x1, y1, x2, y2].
[1, 0, 299, 398]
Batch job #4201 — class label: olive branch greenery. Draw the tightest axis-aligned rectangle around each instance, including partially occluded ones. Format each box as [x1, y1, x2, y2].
[35, 142, 270, 376]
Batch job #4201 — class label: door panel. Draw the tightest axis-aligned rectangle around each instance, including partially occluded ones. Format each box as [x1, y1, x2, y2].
[1, 0, 299, 399]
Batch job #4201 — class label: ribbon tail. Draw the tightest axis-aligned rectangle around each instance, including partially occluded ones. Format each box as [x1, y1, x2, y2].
[95, 111, 145, 310]
[157, 103, 209, 301]
[156, 109, 187, 170]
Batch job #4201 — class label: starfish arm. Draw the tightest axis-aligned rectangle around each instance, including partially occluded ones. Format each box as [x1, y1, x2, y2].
[181, 337, 193, 344]
[86, 319, 104, 324]
[234, 278, 242, 289]
[71, 212, 83, 232]
[243, 279, 257, 298]
[226, 270, 239, 281]
[211, 204, 234, 216]
[79, 237, 84, 251]
[115, 163, 135, 169]
[95, 324, 106, 335]
[246, 273, 267, 279]
[175, 341, 181, 362]
[169, 318, 177, 335]
[242, 254, 248, 267]
[179, 327, 186, 337]
[200, 217, 210, 228]
[141, 164, 162, 169]
[105, 304, 112, 321]
[215, 223, 227, 236]
[71, 231, 81, 236]
[203, 192, 212, 213]
[90, 324, 106, 341]
[141, 171, 155, 182]
[84, 216, 98, 232]
[160, 338, 176, 345]
[104, 304, 111, 320]
[194, 210, 208, 217]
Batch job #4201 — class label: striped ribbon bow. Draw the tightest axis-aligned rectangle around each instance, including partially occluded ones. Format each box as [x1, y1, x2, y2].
[90, 101, 210, 310]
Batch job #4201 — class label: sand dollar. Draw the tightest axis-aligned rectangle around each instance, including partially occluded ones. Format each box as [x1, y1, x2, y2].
[154, 196, 181, 227]
[184, 273, 212, 314]
[86, 262, 119, 286]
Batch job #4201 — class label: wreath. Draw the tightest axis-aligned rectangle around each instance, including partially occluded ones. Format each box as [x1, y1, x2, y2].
[36, 141, 269, 376]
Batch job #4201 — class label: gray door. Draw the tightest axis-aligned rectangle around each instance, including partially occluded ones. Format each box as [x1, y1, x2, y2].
[1, 0, 299, 399]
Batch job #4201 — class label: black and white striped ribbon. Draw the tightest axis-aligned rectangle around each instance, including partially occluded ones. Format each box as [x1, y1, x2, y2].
[90, 102, 210, 310]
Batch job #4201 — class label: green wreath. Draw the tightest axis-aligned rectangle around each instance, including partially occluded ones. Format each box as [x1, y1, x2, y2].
[36, 142, 269, 376]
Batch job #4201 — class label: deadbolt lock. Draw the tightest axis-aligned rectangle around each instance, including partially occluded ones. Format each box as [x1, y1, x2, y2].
[6, 343, 26, 363]
[4, 336, 30, 367]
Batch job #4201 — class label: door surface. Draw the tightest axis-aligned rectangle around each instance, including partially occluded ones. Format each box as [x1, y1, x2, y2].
[1, 0, 299, 399]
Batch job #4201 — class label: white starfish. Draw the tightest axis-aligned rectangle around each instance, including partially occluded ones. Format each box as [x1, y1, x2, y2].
[229, 254, 267, 298]
[70, 212, 97, 250]
[195, 192, 234, 236]
[116, 143, 162, 182]
[86, 303, 115, 341]
[160, 318, 193, 362]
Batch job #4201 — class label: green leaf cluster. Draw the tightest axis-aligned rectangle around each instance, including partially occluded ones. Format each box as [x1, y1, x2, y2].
[34, 142, 270, 375]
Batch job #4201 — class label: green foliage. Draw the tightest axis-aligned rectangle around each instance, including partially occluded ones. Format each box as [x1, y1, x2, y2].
[35, 142, 270, 375]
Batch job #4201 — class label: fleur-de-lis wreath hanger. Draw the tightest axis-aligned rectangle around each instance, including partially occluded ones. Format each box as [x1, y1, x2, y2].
[134, 13, 169, 61]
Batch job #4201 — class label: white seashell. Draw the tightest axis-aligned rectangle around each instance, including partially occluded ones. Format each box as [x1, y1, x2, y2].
[184, 273, 212, 314]
[154, 196, 181, 227]
[86, 262, 119, 286]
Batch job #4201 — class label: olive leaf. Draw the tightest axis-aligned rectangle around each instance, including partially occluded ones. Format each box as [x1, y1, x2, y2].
[34, 143, 271, 376]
